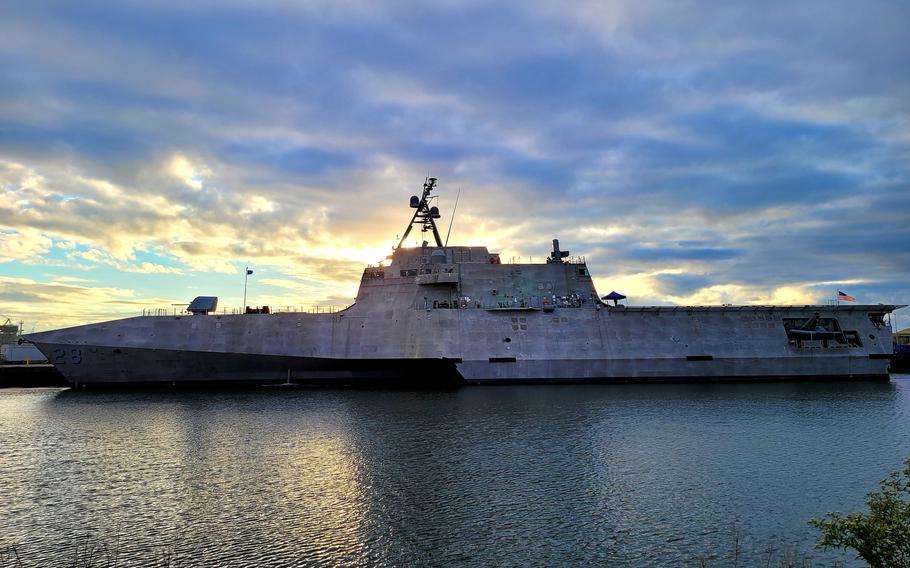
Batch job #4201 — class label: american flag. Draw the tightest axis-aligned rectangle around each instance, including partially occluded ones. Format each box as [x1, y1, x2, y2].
[837, 290, 856, 302]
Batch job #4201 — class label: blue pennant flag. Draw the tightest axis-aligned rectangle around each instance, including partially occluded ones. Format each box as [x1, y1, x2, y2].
[246, 269, 254, 275]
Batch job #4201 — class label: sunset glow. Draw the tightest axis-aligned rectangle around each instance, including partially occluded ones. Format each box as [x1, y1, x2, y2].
[1, 1, 908, 331]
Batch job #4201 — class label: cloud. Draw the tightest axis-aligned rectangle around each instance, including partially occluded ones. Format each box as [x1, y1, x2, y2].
[168, 155, 210, 190]
[625, 245, 743, 262]
[0, 229, 53, 262]
[0, 0, 907, 329]
[259, 278, 305, 289]
[0, 275, 153, 330]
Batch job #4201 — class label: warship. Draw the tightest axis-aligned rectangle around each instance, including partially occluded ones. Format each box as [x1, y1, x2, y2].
[27, 178, 903, 387]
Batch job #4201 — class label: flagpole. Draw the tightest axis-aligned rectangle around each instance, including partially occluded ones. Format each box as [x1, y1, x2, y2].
[243, 266, 249, 311]
[834, 288, 838, 306]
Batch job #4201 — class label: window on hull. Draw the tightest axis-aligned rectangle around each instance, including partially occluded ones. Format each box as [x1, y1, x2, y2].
[869, 313, 887, 327]
[782, 316, 862, 348]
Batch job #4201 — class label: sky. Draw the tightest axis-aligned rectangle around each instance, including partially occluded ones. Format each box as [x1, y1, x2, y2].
[1, 0, 909, 331]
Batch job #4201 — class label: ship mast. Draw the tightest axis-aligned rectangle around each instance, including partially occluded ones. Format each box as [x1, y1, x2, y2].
[397, 177, 443, 248]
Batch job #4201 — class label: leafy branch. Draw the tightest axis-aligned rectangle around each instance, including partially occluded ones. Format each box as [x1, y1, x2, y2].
[810, 458, 910, 568]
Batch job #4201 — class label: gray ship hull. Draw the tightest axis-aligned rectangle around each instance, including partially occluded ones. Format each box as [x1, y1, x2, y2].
[32, 340, 889, 387]
[28, 303, 898, 387]
[30, 342, 464, 387]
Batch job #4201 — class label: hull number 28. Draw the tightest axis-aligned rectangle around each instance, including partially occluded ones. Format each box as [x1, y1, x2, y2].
[52, 348, 82, 365]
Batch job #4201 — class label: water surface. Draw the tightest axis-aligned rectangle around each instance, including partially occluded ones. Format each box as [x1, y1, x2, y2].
[2, 378, 909, 566]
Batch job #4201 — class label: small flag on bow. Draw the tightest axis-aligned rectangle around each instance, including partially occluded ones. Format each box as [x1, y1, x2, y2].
[837, 290, 856, 302]
[246, 269, 254, 275]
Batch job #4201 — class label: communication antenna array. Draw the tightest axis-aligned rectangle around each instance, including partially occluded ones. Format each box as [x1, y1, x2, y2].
[398, 177, 443, 248]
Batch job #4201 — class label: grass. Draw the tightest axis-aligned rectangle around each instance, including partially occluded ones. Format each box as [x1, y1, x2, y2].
[1, 535, 182, 568]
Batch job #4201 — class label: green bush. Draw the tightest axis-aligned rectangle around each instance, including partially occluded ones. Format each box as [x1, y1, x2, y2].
[810, 458, 910, 567]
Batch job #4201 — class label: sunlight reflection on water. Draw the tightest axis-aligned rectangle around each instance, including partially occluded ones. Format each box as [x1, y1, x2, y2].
[1, 379, 908, 566]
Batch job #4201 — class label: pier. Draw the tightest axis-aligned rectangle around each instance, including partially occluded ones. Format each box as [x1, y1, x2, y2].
[0, 363, 67, 388]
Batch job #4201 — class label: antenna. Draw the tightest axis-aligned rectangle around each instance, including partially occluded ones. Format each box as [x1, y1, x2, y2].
[444, 187, 461, 247]
[397, 176, 443, 248]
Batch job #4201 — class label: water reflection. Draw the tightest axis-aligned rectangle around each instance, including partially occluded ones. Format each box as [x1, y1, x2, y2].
[0, 379, 907, 566]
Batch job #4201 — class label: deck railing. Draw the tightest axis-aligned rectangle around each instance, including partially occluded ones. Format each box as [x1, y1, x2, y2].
[507, 255, 587, 265]
[141, 305, 346, 317]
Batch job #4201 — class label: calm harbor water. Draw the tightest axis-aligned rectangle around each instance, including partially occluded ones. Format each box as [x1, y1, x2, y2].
[2, 378, 909, 567]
